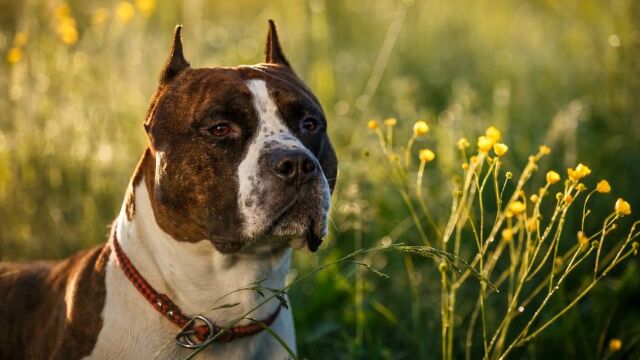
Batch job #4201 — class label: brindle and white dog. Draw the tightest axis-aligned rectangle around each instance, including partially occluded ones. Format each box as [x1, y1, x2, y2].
[0, 21, 338, 359]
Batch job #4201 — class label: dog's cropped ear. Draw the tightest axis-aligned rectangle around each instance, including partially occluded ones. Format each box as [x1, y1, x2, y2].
[264, 20, 290, 67]
[160, 25, 190, 84]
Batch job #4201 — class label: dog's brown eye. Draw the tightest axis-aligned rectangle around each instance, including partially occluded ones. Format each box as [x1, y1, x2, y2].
[301, 117, 321, 133]
[208, 123, 232, 137]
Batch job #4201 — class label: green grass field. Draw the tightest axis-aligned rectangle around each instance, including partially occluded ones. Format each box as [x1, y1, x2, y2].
[1, 0, 639, 358]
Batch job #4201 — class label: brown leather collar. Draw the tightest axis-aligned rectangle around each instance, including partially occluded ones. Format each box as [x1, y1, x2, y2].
[111, 229, 282, 348]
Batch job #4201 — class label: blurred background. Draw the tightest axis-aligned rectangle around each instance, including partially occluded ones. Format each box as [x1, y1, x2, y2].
[1, 0, 638, 358]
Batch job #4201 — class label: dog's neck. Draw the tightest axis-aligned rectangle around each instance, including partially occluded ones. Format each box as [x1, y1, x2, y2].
[113, 176, 290, 324]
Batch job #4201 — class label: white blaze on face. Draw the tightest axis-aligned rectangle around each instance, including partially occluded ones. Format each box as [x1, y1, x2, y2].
[238, 79, 312, 238]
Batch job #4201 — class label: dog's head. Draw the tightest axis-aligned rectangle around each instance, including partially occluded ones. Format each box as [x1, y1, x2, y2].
[140, 21, 337, 254]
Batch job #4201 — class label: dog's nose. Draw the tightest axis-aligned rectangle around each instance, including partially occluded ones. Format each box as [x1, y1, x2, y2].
[271, 149, 318, 187]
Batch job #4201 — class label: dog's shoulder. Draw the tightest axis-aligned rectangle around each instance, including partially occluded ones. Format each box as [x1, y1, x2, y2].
[0, 244, 111, 360]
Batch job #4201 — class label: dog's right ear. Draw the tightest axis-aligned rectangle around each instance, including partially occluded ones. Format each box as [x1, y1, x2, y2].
[160, 25, 190, 84]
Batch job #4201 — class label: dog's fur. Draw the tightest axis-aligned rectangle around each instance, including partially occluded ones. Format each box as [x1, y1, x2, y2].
[0, 21, 337, 359]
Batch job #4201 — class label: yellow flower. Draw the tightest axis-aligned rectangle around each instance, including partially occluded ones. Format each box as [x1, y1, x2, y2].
[485, 126, 501, 143]
[530, 194, 539, 204]
[609, 338, 622, 352]
[56, 18, 78, 45]
[367, 120, 378, 130]
[508, 201, 526, 215]
[539, 145, 551, 155]
[596, 180, 611, 193]
[116, 1, 135, 23]
[615, 198, 631, 216]
[477, 136, 493, 153]
[419, 149, 436, 162]
[456, 137, 470, 150]
[6, 47, 23, 64]
[54, 3, 71, 20]
[14, 31, 28, 46]
[461, 162, 469, 170]
[493, 143, 508, 157]
[92, 7, 110, 26]
[135, 0, 156, 15]
[577, 231, 589, 246]
[501, 228, 513, 241]
[546, 170, 561, 184]
[413, 121, 429, 136]
[384, 117, 397, 127]
[567, 163, 591, 181]
[564, 194, 574, 204]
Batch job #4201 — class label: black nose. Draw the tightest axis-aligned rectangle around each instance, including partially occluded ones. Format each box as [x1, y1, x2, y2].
[271, 149, 318, 187]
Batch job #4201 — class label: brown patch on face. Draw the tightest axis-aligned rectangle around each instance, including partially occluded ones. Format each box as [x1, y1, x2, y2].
[0, 243, 111, 359]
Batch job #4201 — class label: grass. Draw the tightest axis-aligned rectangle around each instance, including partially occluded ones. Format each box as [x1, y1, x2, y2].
[1, 0, 639, 358]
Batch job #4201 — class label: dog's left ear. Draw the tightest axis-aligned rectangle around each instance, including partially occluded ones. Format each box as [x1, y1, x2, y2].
[161, 25, 190, 84]
[265, 20, 290, 67]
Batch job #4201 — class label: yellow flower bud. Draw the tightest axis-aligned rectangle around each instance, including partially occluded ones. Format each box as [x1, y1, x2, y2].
[505, 171, 513, 179]
[384, 117, 397, 127]
[501, 228, 513, 241]
[413, 121, 429, 136]
[457, 138, 470, 150]
[546, 171, 561, 184]
[508, 201, 526, 215]
[615, 198, 631, 216]
[6, 47, 22, 64]
[526, 218, 538, 232]
[493, 143, 508, 157]
[461, 162, 469, 170]
[116, 1, 136, 24]
[539, 145, 551, 155]
[596, 180, 611, 193]
[577, 231, 589, 246]
[367, 120, 379, 130]
[419, 149, 436, 162]
[485, 126, 501, 143]
[477, 136, 493, 153]
[609, 338, 622, 352]
[530, 194, 539, 204]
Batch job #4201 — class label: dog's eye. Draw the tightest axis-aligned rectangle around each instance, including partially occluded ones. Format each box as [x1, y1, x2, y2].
[301, 117, 321, 134]
[207, 123, 232, 137]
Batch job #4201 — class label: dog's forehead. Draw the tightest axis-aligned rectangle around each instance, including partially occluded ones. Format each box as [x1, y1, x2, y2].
[190, 64, 323, 115]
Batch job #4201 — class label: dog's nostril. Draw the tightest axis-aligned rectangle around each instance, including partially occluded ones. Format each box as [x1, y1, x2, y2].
[302, 159, 316, 174]
[275, 160, 296, 177]
[271, 150, 318, 186]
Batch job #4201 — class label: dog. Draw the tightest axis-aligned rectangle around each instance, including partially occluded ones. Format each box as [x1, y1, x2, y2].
[0, 20, 338, 359]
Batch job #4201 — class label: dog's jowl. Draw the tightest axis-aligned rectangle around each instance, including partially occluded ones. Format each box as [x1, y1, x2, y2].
[0, 21, 337, 360]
